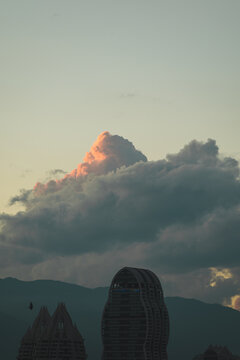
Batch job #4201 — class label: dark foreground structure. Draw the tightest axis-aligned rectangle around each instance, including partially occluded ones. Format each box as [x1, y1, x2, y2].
[193, 345, 240, 360]
[17, 303, 87, 360]
[101, 267, 169, 360]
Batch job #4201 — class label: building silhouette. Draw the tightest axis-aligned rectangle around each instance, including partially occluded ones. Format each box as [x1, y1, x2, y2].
[101, 267, 169, 360]
[204, 348, 218, 360]
[193, 345, 240, 360]
[17, 303, 87, 360]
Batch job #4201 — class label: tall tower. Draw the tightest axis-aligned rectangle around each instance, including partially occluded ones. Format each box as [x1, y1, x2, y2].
[17, 306, 51, 360]
[101, 267, 169, 360]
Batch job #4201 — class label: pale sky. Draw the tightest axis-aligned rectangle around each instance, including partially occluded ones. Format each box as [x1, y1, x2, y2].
[1, 0, 240, 213]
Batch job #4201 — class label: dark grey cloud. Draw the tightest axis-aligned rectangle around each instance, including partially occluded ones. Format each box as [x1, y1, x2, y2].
[159, 266, 240, 305]
[48, 169, 67, 176]
[146, 205, 240, 273]
[2, 138, 240, 260]
[1, 134, 240, 306]
[9, 189, 32, 206]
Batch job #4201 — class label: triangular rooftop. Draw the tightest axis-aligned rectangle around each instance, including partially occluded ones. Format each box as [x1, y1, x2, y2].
[31, 306, 51, 340]
[47, 302, 83, 341]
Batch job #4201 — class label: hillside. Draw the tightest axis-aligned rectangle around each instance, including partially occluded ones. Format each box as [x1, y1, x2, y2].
[0, 277, 239, 360]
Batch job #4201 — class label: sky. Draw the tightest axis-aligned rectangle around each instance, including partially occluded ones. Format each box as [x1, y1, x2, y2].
[1, 1, 240, 310]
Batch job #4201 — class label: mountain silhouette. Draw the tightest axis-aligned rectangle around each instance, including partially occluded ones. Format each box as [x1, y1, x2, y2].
[0, 277, 239, 360]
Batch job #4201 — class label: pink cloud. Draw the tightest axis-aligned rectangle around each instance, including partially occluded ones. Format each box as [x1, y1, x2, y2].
[34, 131, 147, 195]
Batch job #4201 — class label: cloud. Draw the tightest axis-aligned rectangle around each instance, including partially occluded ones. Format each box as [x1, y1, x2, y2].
[145, 205, 240, 273]
[48, 169, 67, 176]
[1, 132, 240, 306]
[32, 131, 147, 196]
[66, 130, 147, 175]
[9, 189, 32, 206]
[160, 266, 240, 307]
[228, 295, 240, 311]
[209, 267, 233, 287]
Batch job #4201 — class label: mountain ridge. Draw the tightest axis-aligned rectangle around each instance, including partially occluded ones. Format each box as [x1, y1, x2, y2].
[0, 277, 239, 360]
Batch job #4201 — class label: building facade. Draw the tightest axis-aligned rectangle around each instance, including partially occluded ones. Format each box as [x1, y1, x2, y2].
[17, 303, 87, 360]
[101, 267, 169, 360]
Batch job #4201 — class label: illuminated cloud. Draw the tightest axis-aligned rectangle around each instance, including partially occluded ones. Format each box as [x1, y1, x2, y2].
[67, 131, 147, 176]
[223, 293, 240, 311]
[209, 267, 232, 287]
[34, 131, 147, 195]
[1, 132, 240, 306]
[230, 295, 240, 311]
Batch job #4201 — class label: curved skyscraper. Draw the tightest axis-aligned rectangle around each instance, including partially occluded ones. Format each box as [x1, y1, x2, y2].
[101, 267, 169, 360]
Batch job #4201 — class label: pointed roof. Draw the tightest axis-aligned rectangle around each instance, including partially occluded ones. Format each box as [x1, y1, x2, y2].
[19, 306, 51, 344]
[47, 303, 84, 341]
[31, 306, 51, 340]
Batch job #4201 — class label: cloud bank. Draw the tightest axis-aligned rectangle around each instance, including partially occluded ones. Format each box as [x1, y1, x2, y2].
[1, 132, 240, 309]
